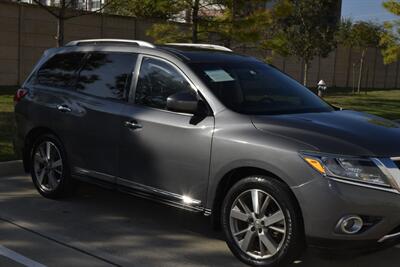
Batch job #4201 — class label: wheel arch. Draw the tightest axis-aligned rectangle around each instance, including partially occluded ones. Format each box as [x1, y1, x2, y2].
[210, 166, 304, 233]
[23, 127, 61, 172]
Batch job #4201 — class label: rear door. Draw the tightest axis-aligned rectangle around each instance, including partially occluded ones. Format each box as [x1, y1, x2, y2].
[57, 51, 138, 180]
[31, 51, 86, 163]
[118, 56, 214, 204]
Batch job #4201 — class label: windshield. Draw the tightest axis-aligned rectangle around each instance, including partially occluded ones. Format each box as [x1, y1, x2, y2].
[190, 61, 334, 115]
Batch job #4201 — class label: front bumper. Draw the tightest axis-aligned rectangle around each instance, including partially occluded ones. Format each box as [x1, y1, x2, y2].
[292, 176, 400, 251]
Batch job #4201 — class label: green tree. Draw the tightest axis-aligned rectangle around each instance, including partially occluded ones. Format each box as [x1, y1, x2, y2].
[204, 0, 272, 48]
[263, 0, 339, 86]
[380, 0, 400, 64]
[337, 20, 382, 93]
[106, 0, 186, 19]
[148, 0, 222, 44]
[147, 22, 191, 43]
[147, 0, 272, 46]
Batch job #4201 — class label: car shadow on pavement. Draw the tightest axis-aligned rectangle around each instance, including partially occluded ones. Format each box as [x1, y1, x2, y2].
[1, 175, 400, 267]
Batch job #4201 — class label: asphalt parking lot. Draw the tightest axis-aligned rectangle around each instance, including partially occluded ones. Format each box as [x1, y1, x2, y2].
[1, 167, 400, 266]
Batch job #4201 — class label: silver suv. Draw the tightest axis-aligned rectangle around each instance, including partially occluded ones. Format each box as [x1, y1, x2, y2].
[14, 39, 400, 267]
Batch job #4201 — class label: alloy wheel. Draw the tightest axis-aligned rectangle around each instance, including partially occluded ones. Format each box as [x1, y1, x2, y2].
[33, 141, 63, 192]
[229, 189, 287, 259]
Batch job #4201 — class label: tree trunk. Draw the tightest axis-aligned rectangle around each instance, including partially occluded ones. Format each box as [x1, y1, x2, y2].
[226, 0, 237, 49]
[357, 48, 367, 94]
[352, 63, 356, 94]
[56, 0, 66, 47]
[303, 61, 308, 87]
[191, 0, 200, 43]
[56, 16, 64, 47]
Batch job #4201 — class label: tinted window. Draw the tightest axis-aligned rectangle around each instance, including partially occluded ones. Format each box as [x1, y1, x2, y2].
[36, 52, 84, 88]
[135, 57, 193, 110]
[190, 61, 334, 115]
[77, 52, 137, 100]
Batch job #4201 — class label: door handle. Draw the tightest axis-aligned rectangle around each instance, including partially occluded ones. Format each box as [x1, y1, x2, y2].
[124, 121, 142, 130]
[57, 105, 72, 113]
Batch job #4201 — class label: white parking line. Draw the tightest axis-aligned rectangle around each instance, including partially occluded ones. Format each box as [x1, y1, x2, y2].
[0, 245, 47, 267]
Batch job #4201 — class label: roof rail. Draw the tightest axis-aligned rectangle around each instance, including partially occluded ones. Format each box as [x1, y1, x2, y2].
[165, 43, 233, 52]
[66, 39, 155, 48]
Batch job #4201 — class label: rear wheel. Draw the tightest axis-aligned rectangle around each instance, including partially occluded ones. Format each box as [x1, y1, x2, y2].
[221, 176, 304, 266]
[30, 134, 75, 198]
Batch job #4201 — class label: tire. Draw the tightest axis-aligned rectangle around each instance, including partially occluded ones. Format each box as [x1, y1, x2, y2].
[30, 133, 76, 199]
[221, 176, 304, 267]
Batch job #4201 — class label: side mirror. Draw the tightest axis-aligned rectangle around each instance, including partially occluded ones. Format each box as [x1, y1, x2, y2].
[166, 91, 199, 114]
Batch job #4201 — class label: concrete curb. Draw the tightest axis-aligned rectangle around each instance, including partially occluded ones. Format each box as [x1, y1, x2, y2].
[0, 160, 24, 177]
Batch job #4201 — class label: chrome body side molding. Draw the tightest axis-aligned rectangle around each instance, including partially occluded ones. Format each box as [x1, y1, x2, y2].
[74, 167, 116, 183]
[73, 167, 210, 215]
[378, 231, 400, 243]
[117, 177, 204, 212]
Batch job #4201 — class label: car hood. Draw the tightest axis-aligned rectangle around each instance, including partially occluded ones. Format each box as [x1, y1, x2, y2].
[252, 110, 400, 157]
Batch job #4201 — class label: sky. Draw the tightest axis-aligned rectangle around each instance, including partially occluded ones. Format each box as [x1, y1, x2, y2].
[342, 0, 398, 23]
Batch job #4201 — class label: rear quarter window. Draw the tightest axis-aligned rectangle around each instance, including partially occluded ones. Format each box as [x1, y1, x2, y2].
[35, 52, 85, 89]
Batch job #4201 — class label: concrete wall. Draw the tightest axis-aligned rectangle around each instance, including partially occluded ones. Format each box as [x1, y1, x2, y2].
[0, 1, 399, 89]
[0, 1, 157, 86]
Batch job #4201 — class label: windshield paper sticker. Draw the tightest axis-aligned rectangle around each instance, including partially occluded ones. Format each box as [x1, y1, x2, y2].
[204, 69, 235, 82]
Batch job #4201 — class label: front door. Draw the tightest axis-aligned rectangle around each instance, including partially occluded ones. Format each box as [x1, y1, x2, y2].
[118, 56, 214, 205]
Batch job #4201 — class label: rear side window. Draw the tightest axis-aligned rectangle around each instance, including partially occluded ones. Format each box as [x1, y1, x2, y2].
[36, 52, 84, 88]
[77, 52, 137, 100]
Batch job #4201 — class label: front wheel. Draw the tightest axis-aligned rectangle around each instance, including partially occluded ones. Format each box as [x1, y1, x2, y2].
[221, 176, 304, 267]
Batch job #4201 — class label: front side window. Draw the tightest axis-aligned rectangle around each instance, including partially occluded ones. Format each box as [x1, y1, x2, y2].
[135, 57, 193, 110]
[36, 52, 84, 88]
[190, 61, 334, 115]
[77, 52, 137, 100]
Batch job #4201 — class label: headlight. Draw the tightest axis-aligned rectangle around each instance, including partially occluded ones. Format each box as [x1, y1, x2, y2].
[301, 152, 392, 188]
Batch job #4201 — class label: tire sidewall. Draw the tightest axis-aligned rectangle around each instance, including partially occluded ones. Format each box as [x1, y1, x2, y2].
[221, 176, 303, 267]
[30, 134, 71, 198]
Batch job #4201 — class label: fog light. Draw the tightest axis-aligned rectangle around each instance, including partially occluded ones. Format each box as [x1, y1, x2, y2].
[337, 216, 364, 234]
